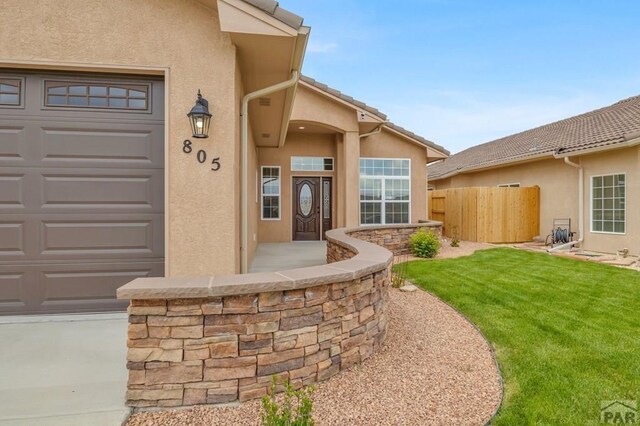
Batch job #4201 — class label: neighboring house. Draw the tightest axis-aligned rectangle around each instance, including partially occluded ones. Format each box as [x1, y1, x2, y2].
[429, 95, 640, 255]
[0, 0, 447, 315]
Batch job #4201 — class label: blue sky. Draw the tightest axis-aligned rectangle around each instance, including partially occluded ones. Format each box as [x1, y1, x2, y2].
[283, 0, 640, 154]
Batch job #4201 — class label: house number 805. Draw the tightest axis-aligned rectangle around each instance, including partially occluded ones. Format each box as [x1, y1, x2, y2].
[182, 140, 221, 171]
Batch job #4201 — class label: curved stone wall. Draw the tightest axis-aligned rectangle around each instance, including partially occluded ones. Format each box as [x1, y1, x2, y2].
[119, 221, 441, 409]
[327, 222, 443, 262]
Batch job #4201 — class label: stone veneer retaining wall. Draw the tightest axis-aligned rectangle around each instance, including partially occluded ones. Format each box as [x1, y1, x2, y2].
[118, 222, 441, 409]
[327, 223, 443, 261]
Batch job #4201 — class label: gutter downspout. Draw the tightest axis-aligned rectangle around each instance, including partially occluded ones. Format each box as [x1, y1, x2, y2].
[359, 123, 385, 139]
[240, 71, 299, 273]
[548, 156, 584, 252]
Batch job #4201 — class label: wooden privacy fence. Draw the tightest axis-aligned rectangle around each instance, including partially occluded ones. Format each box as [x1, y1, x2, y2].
[428, 187, 540, 243]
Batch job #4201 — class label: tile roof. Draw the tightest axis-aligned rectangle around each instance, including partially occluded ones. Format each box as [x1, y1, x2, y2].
[428, 94, 640, 180]
[241, 0, 304, 30]
[300, 75, 388, 120]
[300, 75, 449, 155]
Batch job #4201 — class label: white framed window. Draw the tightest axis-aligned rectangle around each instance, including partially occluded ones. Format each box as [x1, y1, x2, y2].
[498, 183, 520, 188]
[291, 156, 334, 171]
[591, 173, 625, 234]
[261, 166, 281, 220]
[359, 158, 411, 225]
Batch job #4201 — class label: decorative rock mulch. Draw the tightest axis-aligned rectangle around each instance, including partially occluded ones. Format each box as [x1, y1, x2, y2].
[127, 287, 502, 425]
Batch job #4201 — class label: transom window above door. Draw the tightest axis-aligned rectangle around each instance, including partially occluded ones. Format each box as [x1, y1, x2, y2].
[291, 156, 334, 171]
[44, 80, 149, 110]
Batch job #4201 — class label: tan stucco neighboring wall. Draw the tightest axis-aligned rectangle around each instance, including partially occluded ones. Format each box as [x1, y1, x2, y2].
[431, 145, 640, 254]
[0, 0, 240, 276]
[361, 129, 430, 223]
[580, 146, 640, 254]
[258, 132, 337, 242]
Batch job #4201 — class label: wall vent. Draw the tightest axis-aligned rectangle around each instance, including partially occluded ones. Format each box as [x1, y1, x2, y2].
[261, 133, 271, 138]
[258, 97, 271, 106]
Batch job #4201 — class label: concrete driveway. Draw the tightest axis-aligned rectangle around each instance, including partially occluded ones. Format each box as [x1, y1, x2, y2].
[0, 313, 129, 425]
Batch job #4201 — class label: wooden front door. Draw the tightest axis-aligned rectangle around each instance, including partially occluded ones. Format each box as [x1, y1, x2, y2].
[292, 177, 321, 241]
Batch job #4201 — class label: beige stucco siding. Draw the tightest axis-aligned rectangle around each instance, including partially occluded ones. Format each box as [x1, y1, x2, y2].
[361, 130, 429, 224]
[0, 0, 240, 276]
[580, 146, 639, 254]
[431, 145, 640, 254]
[290, 86, 358, 132]
[258, 133, 337, 242]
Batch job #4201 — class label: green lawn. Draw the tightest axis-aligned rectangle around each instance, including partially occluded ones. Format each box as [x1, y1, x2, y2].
[402, 248, 640, 425]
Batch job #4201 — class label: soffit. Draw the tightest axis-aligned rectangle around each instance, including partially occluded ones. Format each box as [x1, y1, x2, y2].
[217, 0, 310, 148]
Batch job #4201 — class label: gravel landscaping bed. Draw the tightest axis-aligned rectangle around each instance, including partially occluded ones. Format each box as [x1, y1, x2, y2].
[127, 286, 502, 425]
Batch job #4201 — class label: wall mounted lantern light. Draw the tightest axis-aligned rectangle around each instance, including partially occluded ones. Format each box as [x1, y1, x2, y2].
[187, 90, 212, 138]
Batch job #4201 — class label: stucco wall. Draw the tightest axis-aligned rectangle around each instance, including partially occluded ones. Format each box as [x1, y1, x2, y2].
[258, 132, 337, 242]
[580, 146, 639, 254]
[431, 146, 640, 254]
[361, 129, 430, 224]
[290, 86, 358, 132]
[0, 0, 240, 276]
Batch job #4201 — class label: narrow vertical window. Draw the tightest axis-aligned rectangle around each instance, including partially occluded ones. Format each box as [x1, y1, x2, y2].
[591, 174, 625, 234]
[261, 166, 281, 220]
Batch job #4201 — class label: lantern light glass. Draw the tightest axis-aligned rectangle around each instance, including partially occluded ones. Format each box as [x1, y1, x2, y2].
[187, 90, 212, 138]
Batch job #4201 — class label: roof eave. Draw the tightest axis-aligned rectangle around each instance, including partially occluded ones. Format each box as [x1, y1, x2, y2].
[429, 150, 557, 181]
[382, 126, 449, 157]
[298, 79, 387, 122]
[553, 136, 640, 158]
[277, 26, 310, 147]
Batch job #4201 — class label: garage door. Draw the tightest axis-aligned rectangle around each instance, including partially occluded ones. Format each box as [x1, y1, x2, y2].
[0, 71, 164, 314]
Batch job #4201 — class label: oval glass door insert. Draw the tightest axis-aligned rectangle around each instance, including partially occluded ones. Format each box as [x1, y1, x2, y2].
[299, 184, 313, 216]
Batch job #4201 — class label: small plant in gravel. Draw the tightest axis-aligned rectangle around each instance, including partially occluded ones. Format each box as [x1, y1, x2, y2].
[409, 228, 441, 258]
[449, 225, 460, 247]
[260, 376, 316, 426]
[392, 254, 409, 288]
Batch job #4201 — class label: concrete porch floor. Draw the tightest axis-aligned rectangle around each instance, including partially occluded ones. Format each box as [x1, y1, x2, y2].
[0, 313, 129, 426]
[249, 241, 327, 273]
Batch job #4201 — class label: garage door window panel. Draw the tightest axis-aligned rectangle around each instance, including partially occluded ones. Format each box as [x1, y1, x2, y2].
[45, 81, 149, 111]
[0, 78, 23, 107]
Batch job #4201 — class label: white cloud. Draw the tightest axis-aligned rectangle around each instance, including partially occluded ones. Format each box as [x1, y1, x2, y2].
[306, 41, 339, 54]
[381, 92, 608, 154]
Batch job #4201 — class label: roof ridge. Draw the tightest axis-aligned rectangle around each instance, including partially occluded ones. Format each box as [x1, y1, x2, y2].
[428, 93, 640, 179]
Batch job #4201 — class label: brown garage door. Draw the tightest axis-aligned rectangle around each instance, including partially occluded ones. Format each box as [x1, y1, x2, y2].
[0, 71, 164, 314]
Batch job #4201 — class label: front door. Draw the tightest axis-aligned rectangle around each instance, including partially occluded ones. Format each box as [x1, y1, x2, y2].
[292, 177, 320, 241]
